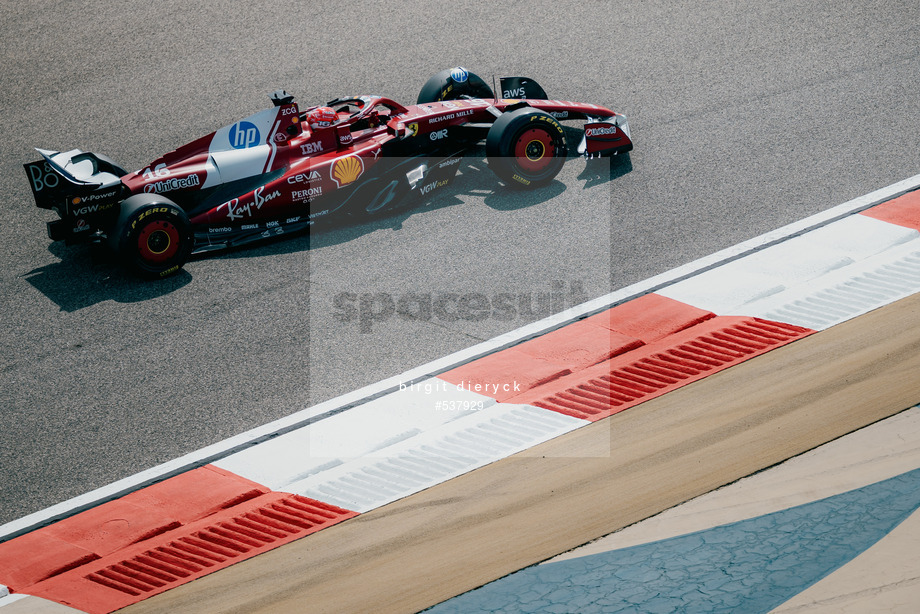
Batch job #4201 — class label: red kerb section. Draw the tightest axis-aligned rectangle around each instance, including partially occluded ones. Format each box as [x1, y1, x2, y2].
[0, 466, 357, 613]
[442, 294, 716, 400]
[860, 189, 920, 231]
[582, 292, 715, 342]
[442, 294, 814, 420]
[512, 316, 813, 420]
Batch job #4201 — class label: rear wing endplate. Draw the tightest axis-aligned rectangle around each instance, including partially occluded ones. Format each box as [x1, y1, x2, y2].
[24, 149, 125, 209]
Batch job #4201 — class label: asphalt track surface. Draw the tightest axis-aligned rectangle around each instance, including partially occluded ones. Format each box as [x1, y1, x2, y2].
[2, 0, 919, 532]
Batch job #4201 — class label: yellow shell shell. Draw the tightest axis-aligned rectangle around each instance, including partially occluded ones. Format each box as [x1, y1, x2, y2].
[333, 156, 363, 186]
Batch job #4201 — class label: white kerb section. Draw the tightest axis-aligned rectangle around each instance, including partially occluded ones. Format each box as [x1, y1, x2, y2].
[287, 403, 586, 513]
[215, 378, 587, 513]
[659, 214, 920, 330]
[215, 377, 495, 491]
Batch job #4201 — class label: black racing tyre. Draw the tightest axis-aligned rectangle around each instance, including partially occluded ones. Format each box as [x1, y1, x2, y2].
[344, 174, 412, 219]
[486, 107, 567, 189]
[417, 67, 494, 104]
[109, 194, 193, 278]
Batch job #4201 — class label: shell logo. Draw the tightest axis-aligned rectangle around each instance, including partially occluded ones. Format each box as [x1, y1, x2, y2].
[331, 155, 364, 187]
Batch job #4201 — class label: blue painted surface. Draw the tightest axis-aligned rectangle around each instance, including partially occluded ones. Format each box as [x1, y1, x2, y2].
[428, 467, 920, 613]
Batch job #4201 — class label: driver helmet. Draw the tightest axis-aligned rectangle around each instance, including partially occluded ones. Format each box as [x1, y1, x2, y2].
[306, 106, 337, 129]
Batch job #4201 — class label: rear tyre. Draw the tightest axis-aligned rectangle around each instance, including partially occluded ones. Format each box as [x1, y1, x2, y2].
[486, 107, 567, 189]
[109, 194, 193, 278]
[417, 67, 494, 104]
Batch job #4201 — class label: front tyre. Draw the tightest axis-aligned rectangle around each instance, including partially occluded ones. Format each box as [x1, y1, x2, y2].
[109, 194, 193, 278]
[486, 107, 567, 189]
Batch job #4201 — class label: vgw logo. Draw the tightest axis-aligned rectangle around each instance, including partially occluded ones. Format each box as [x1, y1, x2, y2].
[229, 121, 261, 149]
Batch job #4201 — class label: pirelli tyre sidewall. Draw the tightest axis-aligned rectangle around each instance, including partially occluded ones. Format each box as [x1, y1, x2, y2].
[417, 67, 494, 104]
[110, 194, 193, 278]
[486, 108, 567, 189]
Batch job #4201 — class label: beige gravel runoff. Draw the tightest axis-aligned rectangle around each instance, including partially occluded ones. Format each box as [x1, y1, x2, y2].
[123, 293, 920, 614]
[552, 405, 920, 559]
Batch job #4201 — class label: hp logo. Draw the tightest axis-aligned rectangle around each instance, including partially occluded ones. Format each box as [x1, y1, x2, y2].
[229, 121, 261, 149]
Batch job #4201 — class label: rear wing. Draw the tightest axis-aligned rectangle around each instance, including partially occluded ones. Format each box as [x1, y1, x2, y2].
[24, 149, 126, 210]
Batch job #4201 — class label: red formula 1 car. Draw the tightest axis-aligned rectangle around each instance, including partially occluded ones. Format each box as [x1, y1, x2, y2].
[24, 68, 632, 278]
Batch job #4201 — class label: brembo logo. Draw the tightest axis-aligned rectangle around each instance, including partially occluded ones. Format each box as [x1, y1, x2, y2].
[229, 121, 261, 149]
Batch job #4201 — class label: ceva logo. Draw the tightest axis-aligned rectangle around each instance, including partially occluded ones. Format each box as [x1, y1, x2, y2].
[229, 121, 261, 149]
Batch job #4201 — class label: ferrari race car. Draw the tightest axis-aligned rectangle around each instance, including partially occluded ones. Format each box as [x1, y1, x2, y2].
[24, 67, 633, 278]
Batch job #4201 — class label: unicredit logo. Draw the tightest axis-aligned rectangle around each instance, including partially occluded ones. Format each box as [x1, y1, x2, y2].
[586, 126, 617, 137]
[143, 174, 201, 193]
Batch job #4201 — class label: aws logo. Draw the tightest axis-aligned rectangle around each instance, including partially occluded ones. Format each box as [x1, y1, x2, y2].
[229, 121, 261, 149]
[331, 155, 364, 187]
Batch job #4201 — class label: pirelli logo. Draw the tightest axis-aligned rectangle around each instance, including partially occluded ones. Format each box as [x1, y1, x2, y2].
[130, 207, 171, 230]
[530, 115, 563, 133]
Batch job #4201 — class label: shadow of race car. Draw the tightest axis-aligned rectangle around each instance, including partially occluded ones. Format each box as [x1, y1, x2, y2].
[24, 67, 633, 278]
